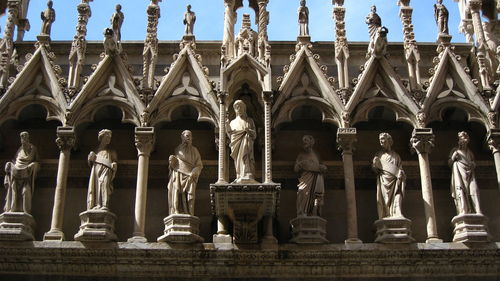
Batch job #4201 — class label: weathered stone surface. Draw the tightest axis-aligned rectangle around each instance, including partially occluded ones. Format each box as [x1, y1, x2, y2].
[0, 212, 35, 241]
[157, 214, 203, 243]
[374, 217, 415, 243]
[74, 209, 117, 242]
[452, 213, 490, 243]
[290, 215, 328, 244]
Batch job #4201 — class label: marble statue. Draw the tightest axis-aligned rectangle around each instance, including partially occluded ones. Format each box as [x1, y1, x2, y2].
[103, 28, 118, 55]
[227, 100, 257, 184]
[3, 132, 39, 213]
[365, 5, 382, 41]
[372, 133, 406, 219]
[183, 5, 196, 36]
[294, 135, 326, 217]
[167, 130, 203, 216]
[110, 4, 124, 41]
[434, 0, 449, 35]
[298, 0, 309, 37]
[86, 129, 117, 210]
[449, 131, 483, 215]
[40, 0, 55, 36]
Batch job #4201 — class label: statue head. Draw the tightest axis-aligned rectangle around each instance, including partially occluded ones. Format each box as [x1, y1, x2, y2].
[20, 131, 30, 145]
[379, 132, 393, 150]
[458, 131, 469, 147]
[371, 5, 377, 13]
[47, 0, 53, 8]
[104, 28, 114, 38]
[187, 4, 191, 11]
[181, 130, 193, 145]
[233, 100, 247, 117]
[302, 135, 315, 150]
[116, 4, 122, 11]
[98, 129, 112, 145]
[300, 0, 306, 7]
[437, 0, 443, 4]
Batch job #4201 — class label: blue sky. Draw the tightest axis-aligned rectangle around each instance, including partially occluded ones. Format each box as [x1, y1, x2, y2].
[1, 0, 468, 43]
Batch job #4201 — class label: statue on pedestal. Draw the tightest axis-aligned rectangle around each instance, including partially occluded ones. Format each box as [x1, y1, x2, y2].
[183, 5, 196, 36]
[40, 0, 55, 36]
[372, 133, 406, 219]
[449, 131, 482, 215]
[294, 135, 326, 217]
[110, 4, 124, 42]
[366, 5, 382, 42]
[298, 0, 309, 37]
[167, 130, 203, 216]
[86, 129, 117, 211]
[227, 100, 257, 184]
[434, 0, 449, 35]
[4, 132, 39, 213]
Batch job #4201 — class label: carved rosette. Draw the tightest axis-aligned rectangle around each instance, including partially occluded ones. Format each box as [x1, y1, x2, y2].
[336, 128, 357, 154]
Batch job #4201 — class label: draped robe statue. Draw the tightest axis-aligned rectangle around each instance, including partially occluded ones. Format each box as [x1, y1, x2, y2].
[372, 133, 406, 219]
[110, 4, 124, 42]
[449, 131, 483, 215]
[298, 0, 309, 36]
[4, 132, 39, 213]
[434, 0, 449, 35]
[167, 130, 203, 216]
[86, 129, 117, 210]
[227, 100, 257, 184]
[40, 1, 56, 36]
[366, 5, 382, 41]
[294, 135, 326, 217]
[183, 5, 196, 36]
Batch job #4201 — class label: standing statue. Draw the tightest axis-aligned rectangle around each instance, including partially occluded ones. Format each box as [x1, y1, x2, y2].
[294, 135, 326, 217]
[167, 130, 203, 216]
[183, 4, 196, 36]
[110, 4, 124, 42]
[86, 129, 117, 210]
[298, 0, 309, 37]
[449, 131, 483, 215]
[434, 0, 449, 35]
[227, 100, 257, 183]
[3, 132, 39, 213]
[40, 0, 56, 36]
[365, 5, 382, 41]
[372, 133, 406, 219]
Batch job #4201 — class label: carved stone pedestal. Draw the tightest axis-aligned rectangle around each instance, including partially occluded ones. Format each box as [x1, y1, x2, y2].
[290, 216, 328, 244]
[210, 183, 280, 244]
[452, 213, 490, 243]
[374, 217, 414, 243]
[74, 209, 117, 242]
[157, 214, 203, 243]
[0, 212, 35, 241]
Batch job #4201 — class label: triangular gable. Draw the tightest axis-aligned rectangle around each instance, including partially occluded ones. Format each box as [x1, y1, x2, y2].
[0, 45, 66, 124]
[67, 54, 144, 126]
[346, 56, 419, 115]
[274, 46, 344, 115]
[222, 53, 269, 92]
[424, 48, 490, 114]
[147, 45, 218, 126]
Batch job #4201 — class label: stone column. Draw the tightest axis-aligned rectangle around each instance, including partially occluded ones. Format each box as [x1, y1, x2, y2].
[398, 0, 421, 92]
[0, 0, 20, 91]
[262, 91, 274, 184]
[410, 128, 442, 242]
[128, 127, 155, 242]
[217, 91, 228, 184]
[333, 1, 349, 89]
[222, 0, 236, 60]
[44, 127, 76, 241]
[257, 0, 269, 62]
[487, 129, 500, 191]
[336, 128, 361, 243]
[469, 0, 492, 89]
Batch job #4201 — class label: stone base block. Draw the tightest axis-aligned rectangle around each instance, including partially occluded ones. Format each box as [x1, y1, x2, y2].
[213, 233, 232, 244]
[374, 217, 414, 243]
[452, 213, 490, 243]
[74, 209, 117, 242]
[290, 216, 328, 244]
[0, 212, 35, 241]
[157, 214, 203, 243]
[43, 229, 65, 241]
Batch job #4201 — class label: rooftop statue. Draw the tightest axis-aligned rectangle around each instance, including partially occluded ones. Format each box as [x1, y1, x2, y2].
[434, 0, 449, 35]
[86, 129, 117, 211]
[449, 132, 483, 215]
[298, 0, 309, 37]
[294, 135, 326, 217]
[167, 130, 203, 216]
[365, 5, 382, 41]
[110, 4, 124, 41]
[226, 100, 257, 184]
[3, 132, 39, 214]
[40, 0, 56, 36]
[183, 5, 196, 36]
[372, 133, 406, 219]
